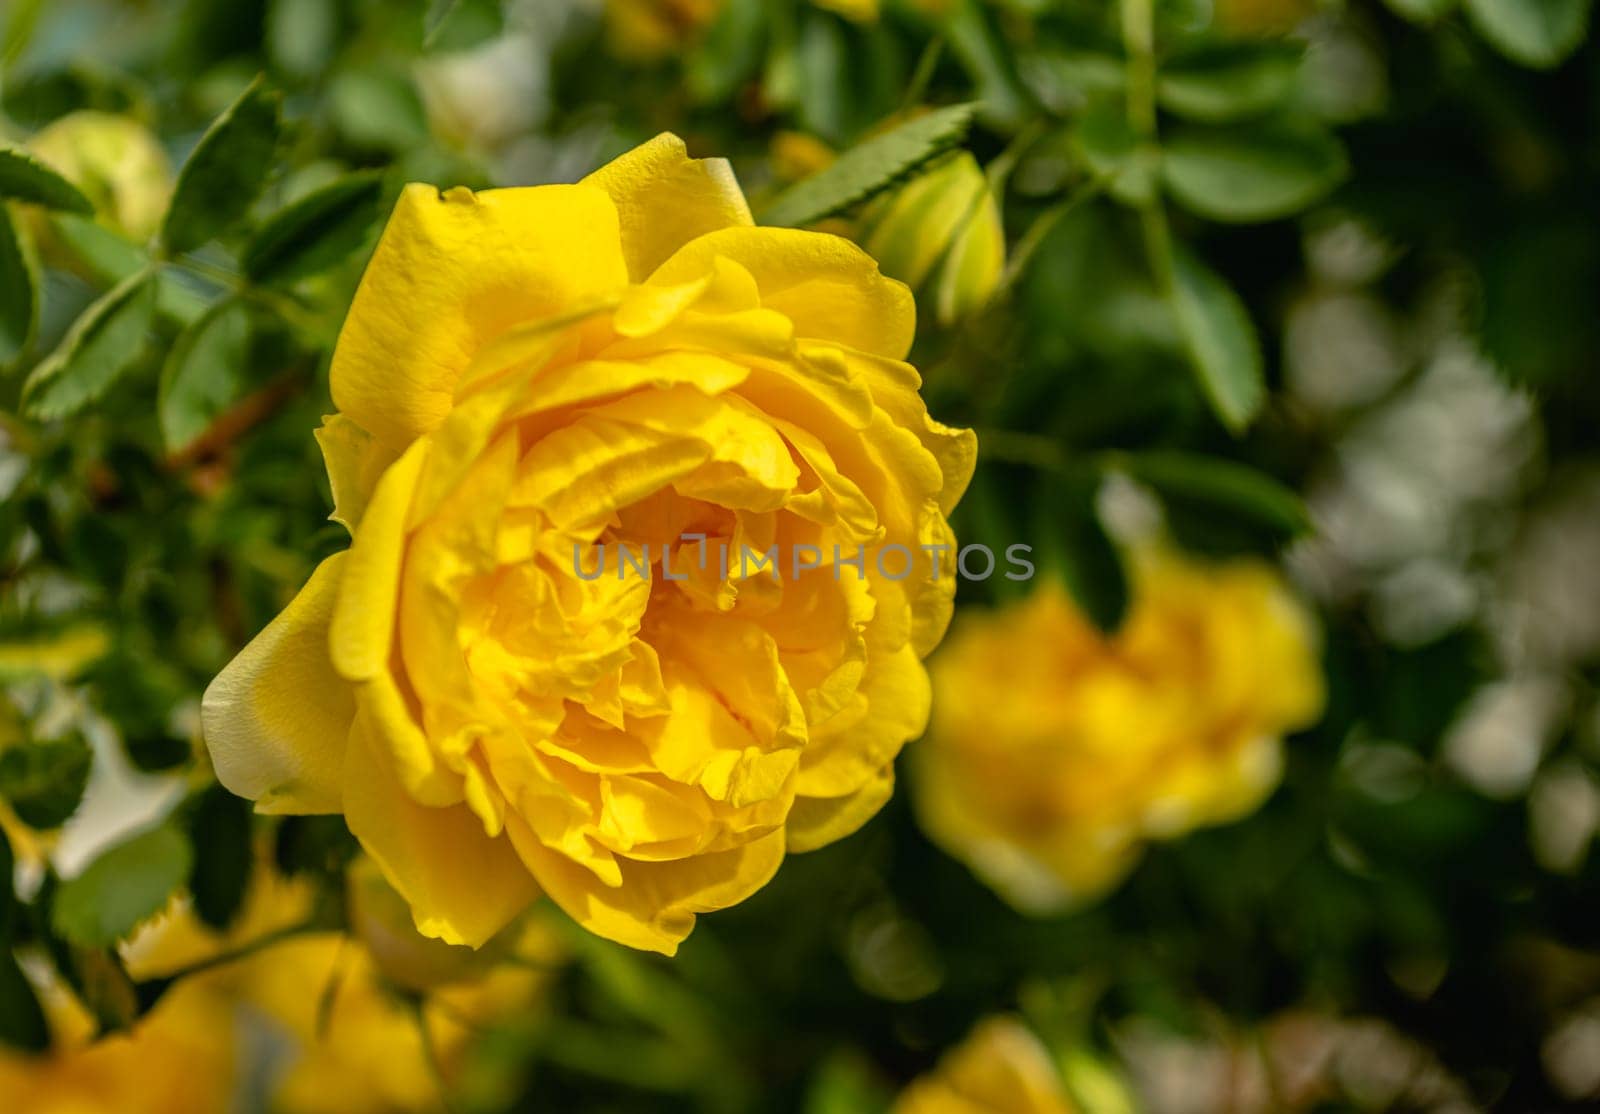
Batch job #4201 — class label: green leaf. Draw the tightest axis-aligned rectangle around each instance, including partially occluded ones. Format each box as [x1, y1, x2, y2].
[0, 146, 93, 213]
[760, 104, 977, 227]
[51, 823, 193, 948]
[1033, 467, 1128, 633]
[1157, 42, 1303, 122]
[0, 203, 39, 365]
[88, 651, 195, 773]
[242, 171, 383, 284]
[328, 66, 428, 152]
[0, 736, 93, 829]
[423, 0, 504, 51]
[1121, 451, 1309, 539]
[1074, 97, 1158, 205]
[687, 0, 767, 104]
[21, 268, 158, 421]
[0, 951, 48, 1053]
[1464, 0, 1590, 68]
[158, 298, 250, 452]
[1168, 247, 1264, 432]
[942, 0, 1032, 128]
[185, 784, 253, 931]
[160, 76, 282, 254]
[1162, 120, 1347, 223]
[803, 1051, 894, 1114]
[267, 0, 337, 78]
[49, 215, 208, 326]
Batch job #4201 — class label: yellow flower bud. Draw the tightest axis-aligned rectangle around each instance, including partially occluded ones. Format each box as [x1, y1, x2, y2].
[862, 152, 1005, 326]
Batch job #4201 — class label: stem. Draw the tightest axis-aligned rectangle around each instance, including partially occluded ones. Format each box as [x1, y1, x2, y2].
[165, 257, 328, 340]
[409, 996, 461, 1114]
[170, 254, 240, 289]
[139, 919, 315, 983]
[314, 935, 350, 1039]
[1120, 0, 1179, 302]
[900, 35, 946, 112]
[1121, 0, 1157, 136]
[994, 177, 1106, 297]
[974, 428, 1067, 471]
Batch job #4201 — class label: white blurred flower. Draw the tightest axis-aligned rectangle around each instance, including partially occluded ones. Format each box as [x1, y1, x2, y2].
[1286, 291, 1406, 415]
[415, 33, 547, 152]
[1543, 1001, 1600, 1100]
[1528, 760, 1600, 875]
[1291, 337, 1538, 644]
[1442, 676, 1569, 799]
[1493, 470, 1600, 671]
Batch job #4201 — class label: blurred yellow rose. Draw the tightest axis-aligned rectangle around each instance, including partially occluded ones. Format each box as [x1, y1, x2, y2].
[915, 550, 1323, 912]
[123, 853, 560, 1114]
[0, 968, 235, 1114]
[27, 111, 173, 242]
[605, 0, 723, 58]
[894, 1016, 1078, 1114]
[244, 931, 555, 1114]
[202, 133, 974, 956]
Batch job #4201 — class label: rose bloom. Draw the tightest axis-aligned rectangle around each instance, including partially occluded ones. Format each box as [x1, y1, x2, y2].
[915, 550, 1323, 913]
[203, 134, 974, 954]
[894, 1017, 1080, 1114]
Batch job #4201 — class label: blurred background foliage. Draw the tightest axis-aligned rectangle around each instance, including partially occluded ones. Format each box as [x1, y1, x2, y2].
[1, 0, 1599, 1110]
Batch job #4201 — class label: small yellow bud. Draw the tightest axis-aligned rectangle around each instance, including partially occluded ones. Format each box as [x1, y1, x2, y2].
[862, 151, 1005, 326]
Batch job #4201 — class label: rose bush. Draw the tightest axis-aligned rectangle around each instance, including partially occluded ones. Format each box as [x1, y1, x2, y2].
[914, 549, 1323, 913]
[202, 134, 974, 955]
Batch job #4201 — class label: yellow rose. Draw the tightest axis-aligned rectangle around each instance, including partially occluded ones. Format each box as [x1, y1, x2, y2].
[861, 151, 1005, 326]
[240, 931, 554, 1114]
[202, 133, 975, 955]
[894, 1017, 1079, 1114]
[915, 549, 1323, 913]
[0, 974, 235, 1114]
[123, 855, 559, 1114]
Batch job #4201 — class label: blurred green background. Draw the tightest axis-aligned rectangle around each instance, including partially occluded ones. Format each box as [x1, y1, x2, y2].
[2, 0, 1600, 1110]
